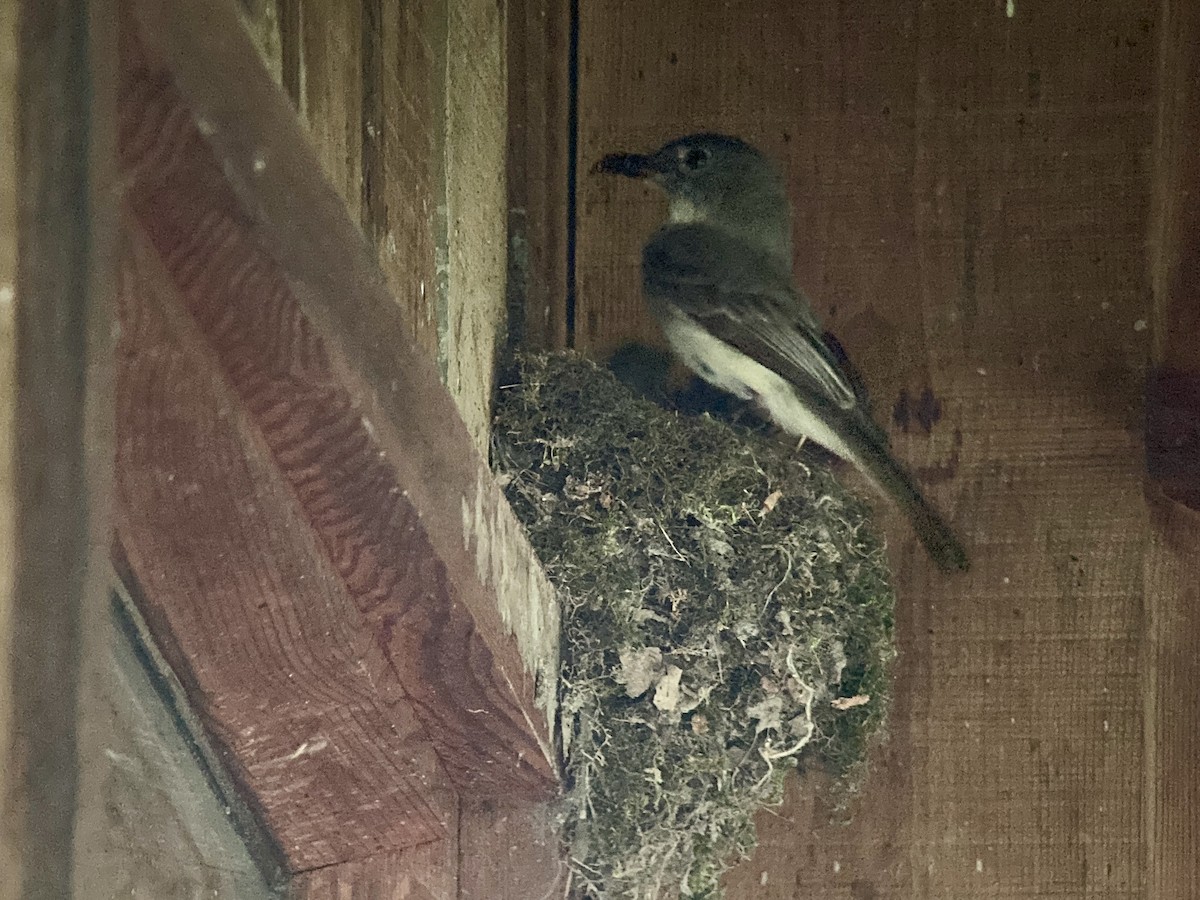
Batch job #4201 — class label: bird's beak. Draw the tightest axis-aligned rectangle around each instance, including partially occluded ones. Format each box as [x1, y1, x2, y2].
[593, 152, 662, 179]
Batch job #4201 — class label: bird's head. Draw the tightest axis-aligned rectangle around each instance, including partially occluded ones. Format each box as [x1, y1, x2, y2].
[595, 133, 792, 262]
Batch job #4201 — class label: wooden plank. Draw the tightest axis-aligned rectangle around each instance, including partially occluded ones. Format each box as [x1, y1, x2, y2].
[258, 0, 446, 363]
[0, 0, 17, 889]
[114, 212, 458, 865]
[297, 0, 364, 220]
[249, 0, 511, 444]
[506, 0, 572, 351]
[287, 798, 569, 898]
[288, 820, 458, 899]
[1142, 497, 1200, 900]
[1146, 0, 1200, 510]
[117, 0, 558, 871]
[373, 0, 444, 360]
[1143, 1, 1200, 895]
[5, 2, 274, 894]
[575, 1, 1162, 897]
[1150, 0, 1200, 374]
[442, 0, 509, 450]
[75, 6, 287, 892]
[1, 0, 99, 895]
[458, 799, 567, 900]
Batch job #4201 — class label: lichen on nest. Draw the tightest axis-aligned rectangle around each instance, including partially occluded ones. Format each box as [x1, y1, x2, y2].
[492, 351, 896, 900]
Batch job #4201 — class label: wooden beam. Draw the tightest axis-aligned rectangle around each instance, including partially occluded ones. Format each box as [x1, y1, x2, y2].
[116, 0, 559, 872]
[1, 0, 101, 895]
[287, 829, 458, 900]
[0, 0, 18, 885]
[286, 799, 568, 899]
[1146, 0, 1200, 510]
[458, 799, 567, 900]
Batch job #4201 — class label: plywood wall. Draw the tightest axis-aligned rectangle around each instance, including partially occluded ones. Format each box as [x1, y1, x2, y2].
[240, 0, 508, 451]
[573, 1, 1198, 898]
[0, 1, 20, 895]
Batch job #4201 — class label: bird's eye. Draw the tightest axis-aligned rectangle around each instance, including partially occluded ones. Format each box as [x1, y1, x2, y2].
[680, 147, 710, 172]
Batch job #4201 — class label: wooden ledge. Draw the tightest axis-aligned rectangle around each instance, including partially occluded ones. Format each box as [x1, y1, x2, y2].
[114, 0, 558, 871]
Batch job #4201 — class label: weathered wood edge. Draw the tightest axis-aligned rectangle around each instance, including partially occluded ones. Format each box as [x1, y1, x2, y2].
[3, 0, 96, 895]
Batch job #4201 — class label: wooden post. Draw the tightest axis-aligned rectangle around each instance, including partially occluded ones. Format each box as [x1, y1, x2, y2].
[2, 0, 111, 895]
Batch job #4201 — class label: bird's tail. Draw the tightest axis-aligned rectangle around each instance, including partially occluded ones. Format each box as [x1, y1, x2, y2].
[840, 414, 969, 572]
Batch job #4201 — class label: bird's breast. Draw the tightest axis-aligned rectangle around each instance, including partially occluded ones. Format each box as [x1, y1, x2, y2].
[654, 306, 853, 460]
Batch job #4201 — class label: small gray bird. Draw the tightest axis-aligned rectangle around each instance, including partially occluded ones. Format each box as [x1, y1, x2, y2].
[596, 133, 968, 571]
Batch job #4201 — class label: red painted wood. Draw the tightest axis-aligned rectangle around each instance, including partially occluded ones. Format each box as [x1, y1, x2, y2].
[114, 0, 557, 871]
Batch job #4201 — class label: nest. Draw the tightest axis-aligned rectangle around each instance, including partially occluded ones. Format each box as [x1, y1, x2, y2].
[492, 351, 896, 900]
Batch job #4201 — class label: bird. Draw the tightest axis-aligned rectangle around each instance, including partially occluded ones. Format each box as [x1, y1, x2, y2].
[595, 133, 969, 571]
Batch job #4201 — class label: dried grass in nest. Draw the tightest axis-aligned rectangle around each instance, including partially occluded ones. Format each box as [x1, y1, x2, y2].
[492, 351, 896, 900]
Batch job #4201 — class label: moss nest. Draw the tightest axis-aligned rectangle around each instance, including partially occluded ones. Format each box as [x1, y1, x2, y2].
[492, 351, 896, 900]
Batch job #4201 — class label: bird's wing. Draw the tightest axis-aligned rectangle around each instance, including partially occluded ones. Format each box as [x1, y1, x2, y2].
[817, 327, 875, 410]
[642, 226, 964, 570]
[642, 225, 860, 411]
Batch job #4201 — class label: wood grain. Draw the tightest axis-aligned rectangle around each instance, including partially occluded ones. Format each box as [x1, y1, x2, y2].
[296, 0, 364, 220]
[575, 1, 1171, 897]
[287, 797, 569, 899]
[1149, 0, 1200, 375]
[1142, 2, 1200, 896]
[288, 823, 458, 899]
[116, 202, 459, 867]
[458, 799, 568, 900]
[141, 0, 560, 755]
[246, 0, 446, 363]
[0, 2, 17, 889]
[443, 0, 509, 451]
[2, 0, 98, 895]
[253, 0, 513, 445]
[506, 0, 572, 351]
[116, 0, 558, 870]
[1146, 0, 1200, 511]
[1141, 494, 1200, 900]
[372, 0, 445, 362]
